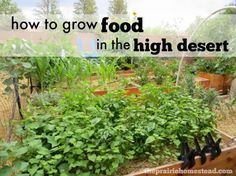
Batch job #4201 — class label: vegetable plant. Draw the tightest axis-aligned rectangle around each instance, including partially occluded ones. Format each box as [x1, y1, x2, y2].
[0, 57, 99, 93]
[134, 58, 153, 85]
[96, 58, 118, 88]
[196, 57, 236, 75]
[135, 58, 178, 86]
[0, 85, 216, 176]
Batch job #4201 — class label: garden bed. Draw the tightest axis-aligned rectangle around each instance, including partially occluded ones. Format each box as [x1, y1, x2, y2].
[197, 72, 232, 94]
[217, 106, 236, 137]
[125, 145, 236, 176]
[0, 85, 220, 175]
[212, 95, 236, 137]
[117, 128, 236, 176]
[115, 131, 235, 176]
[0, 57, 235, 175]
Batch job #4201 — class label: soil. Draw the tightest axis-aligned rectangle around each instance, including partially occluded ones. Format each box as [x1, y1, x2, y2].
[115, 158, 176, 176]
[217, 106, 236, 137]
[116, 159, 155, 176]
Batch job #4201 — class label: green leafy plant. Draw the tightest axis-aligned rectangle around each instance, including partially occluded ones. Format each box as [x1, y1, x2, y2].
[152, 59, 178, 85]
[63, 58, 93, 87]
[153, 63, 169, 85]
[134, 58, 153, 85]
[96, 58, 118, 88]
[196, 57, 236, 75]
[115, 56, 135, 70]
[0, 85, 216, 176]
[0, 141, 29, 176]
[32, 57, 51, 90]
[135, 58, 178, 86]
[182, 72, 219, 110]
[0, 38, 77, 93]
[0, 57, 99, 93]
[30, 92, 61, 107]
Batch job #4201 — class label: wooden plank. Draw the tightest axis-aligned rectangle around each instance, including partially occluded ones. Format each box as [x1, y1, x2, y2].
[216, 129, 234, 145]
[126, 145, 236, 176]
[195, 77, 210, 89]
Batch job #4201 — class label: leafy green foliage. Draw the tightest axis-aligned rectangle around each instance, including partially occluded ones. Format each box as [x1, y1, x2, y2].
[134, 58, 151, 85]
[74, 0, 97, 15]
[0, 0, 20, 14]
[181, 69, 220, 110]
[0, 39, 35, 57]
[0, 141, 29, 176]
[135, 58, 178, 85]
[109, 56, 135, 70]
[109, 0, 128, 15]
[0, 57, 97, 93]
[0, 85, 216, 175]
[188, 15, 236, 43]
[30, 92, 61, 107]
[152, 59, 178, 85]
[96, 58, 118, 86]
[35, 0, 61, 21]
[196, 57, 236, 75]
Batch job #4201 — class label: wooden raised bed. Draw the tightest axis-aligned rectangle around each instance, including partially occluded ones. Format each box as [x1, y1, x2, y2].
[117, 70, 135, 78]
[197, 72, 232, 94]
[195, 77, 210, 89]
[125, 129, 236, 176]
[90, 70, 135, 81]
[126, 145, 236, 176]
[92, 85, 174, 97]
[93, 87, 140, 96]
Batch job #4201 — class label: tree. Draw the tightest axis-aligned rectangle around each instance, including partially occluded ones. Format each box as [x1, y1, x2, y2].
[0, 0, 20, 14]
[74, 0, 97, 15]
[109, 0, 127, 15]
[35, 0, 61, 20]
[225, 0, 236, 14]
